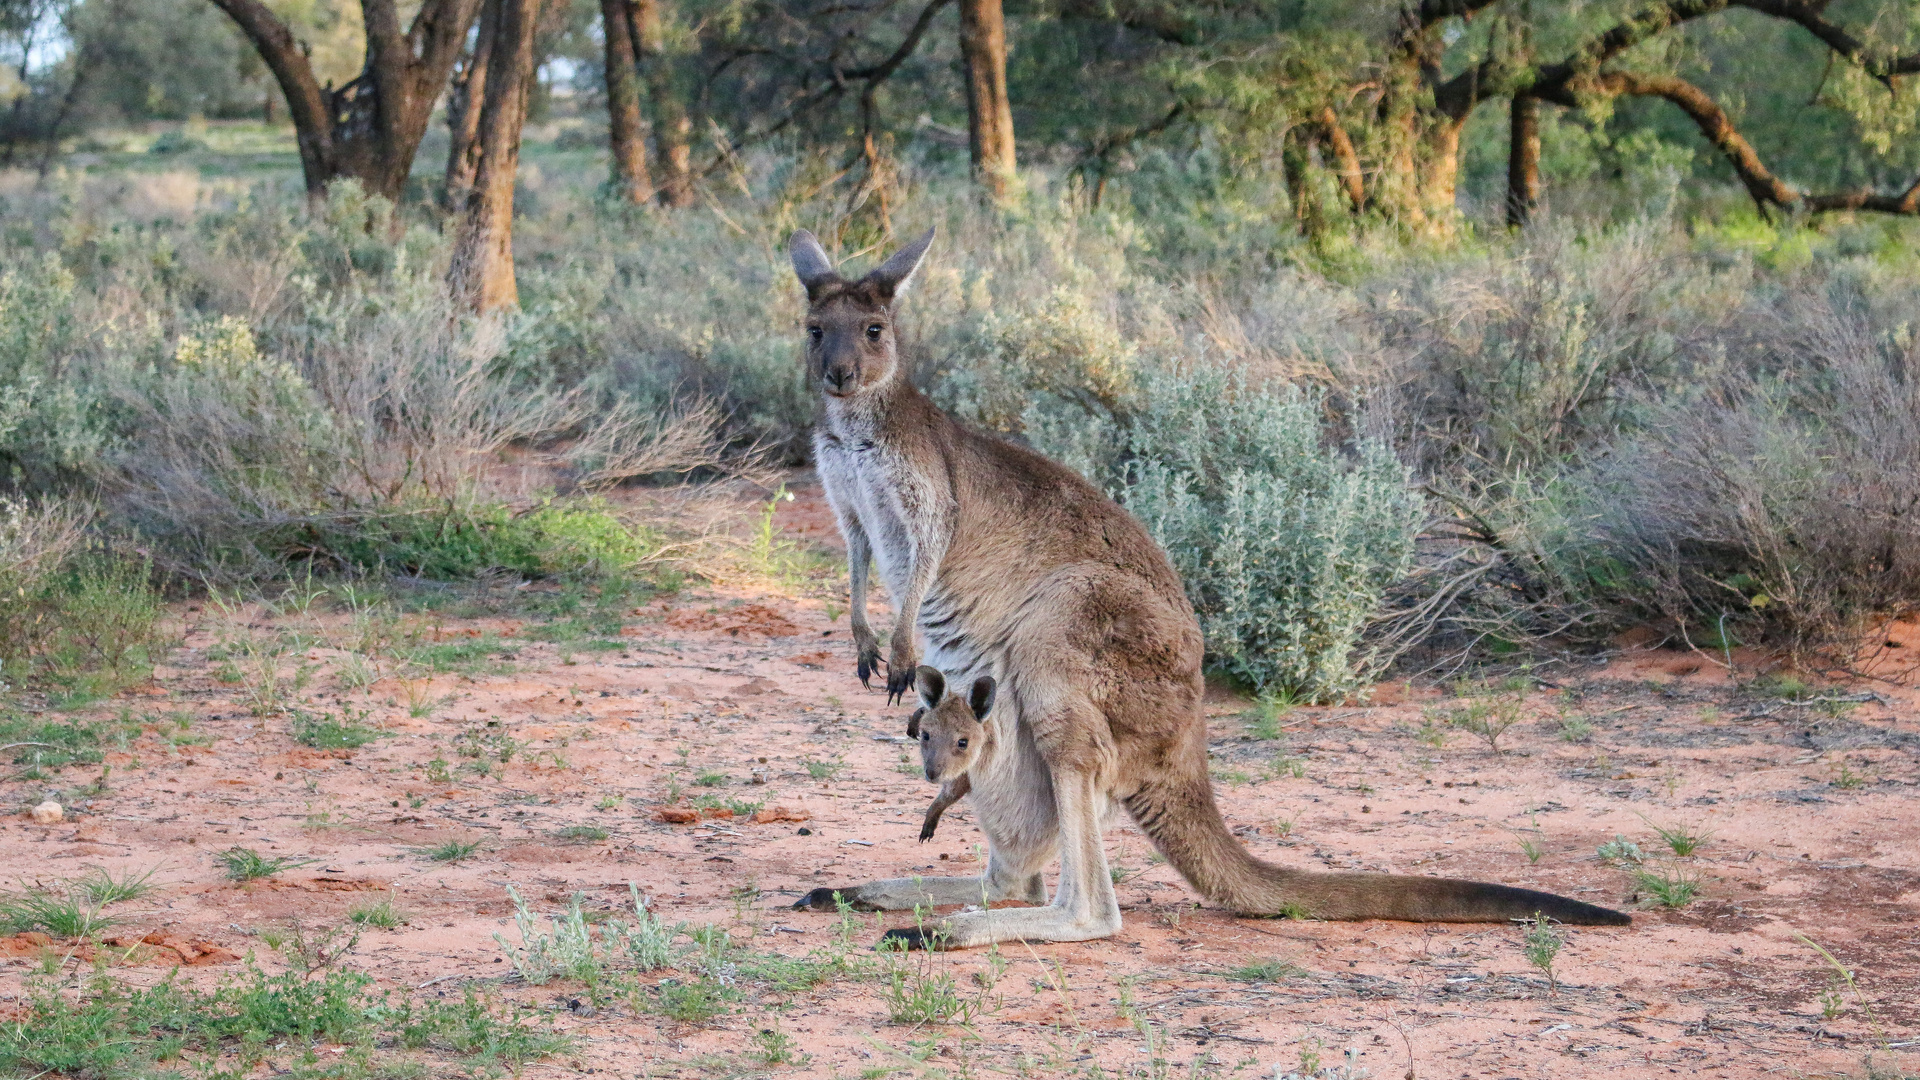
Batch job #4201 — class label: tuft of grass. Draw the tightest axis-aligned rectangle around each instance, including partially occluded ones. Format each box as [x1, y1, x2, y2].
[1435, 680, 1525, 755]
[1556, 713, 1593, 741]
[1241, 692, 1295, 741]
[1640, 816, 1711, 857]
[215, 847, 317, 882]
[348, 893, 407, 928]
[289, 707, 381, 750]
[1515, 833, 1545, 863]
[553, 825, 608, 843]
[0, 886, 116, 939]
[423, 839, 482, 863]
[1634, 864, 1701, 908]
[693, 769, 728, 787]
[1223, 959, 1305, 982]
[654, 978, 728, 1024]
[77, 866, 158, 905]
[801, 756, 843, 780]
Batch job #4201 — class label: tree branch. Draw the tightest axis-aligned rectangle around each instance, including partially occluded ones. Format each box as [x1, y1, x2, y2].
[1316, 106, 1367, 210]
[203, 0, 334, 193]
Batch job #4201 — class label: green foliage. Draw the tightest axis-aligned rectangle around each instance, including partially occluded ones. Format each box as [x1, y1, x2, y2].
[289, 707, 381, 750]
[0, 713, 103, 770]
[1634, 865, 1702, 908]
[216, 848, 317, 882]
[423, 840, 481, 863]
[494, 887, 601, 985]
[1521, 913, 1563, 992]
[1596, 836, 1645, 866]
[1034, 362, 1420, 702]
[1223, 959, 1305, 982]
[0, 965, 569, 1078]
[346, 893, 406, 929]
[0, 884, 117, 939]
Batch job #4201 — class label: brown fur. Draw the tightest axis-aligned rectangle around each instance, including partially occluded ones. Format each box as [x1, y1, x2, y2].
[786, 228, 1630, 946]
[909, 666, 993, 842]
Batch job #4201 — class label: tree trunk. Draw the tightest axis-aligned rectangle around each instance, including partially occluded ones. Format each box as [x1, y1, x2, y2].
[601, 0, 652, 203]
[1316, 106, 1365, 212]
[958, 0, 1015, 198]
[205, 0, 483, 200]
[445, 0, 499, 209]
[633, 0, 694, 207]
[448, 0, 543, 312]
[1282, 127, 1321, 236]
[1506, 94, 1540, 227]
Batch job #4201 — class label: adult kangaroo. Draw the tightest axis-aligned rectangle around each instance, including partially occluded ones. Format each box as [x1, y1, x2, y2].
[786, 227, 1631, 948]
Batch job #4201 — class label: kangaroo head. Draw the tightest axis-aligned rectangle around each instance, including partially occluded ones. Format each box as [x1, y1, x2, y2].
[788, 228, 934, 399]
[910, 665, 994, 784]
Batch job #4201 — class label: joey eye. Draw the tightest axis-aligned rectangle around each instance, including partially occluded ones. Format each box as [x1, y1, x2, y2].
[866, 324, 883, 340]
[807, 326, 822, 342]
[956, 738, 969, 749]
[920, 731, 929, 742]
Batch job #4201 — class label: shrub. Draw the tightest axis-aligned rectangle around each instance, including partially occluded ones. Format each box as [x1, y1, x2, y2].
[0, 498, 90, 666]
[1035, 361, 1421, 702]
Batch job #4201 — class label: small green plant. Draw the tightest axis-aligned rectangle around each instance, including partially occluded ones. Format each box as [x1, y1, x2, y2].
[1224, 959, 1303, 982]
[655, 977, 727, 1024]
[1831, 762, 1867, 789]
[77, 865, 157, 905]
[595, 793, 621, 809]
[801, 756, 843, 780]
[693, 769, 728, 787]
[424, 839, 482, 863]
[1515, 832, 1545, 864]
[215, 847, 317, 882]
[0, 885, 116, 939]
[1556, 713, 1594, 741]
[1596, 836, 1644, 866]
[1242, 692, 1295, 740]
[1262, 751, 1306, 780]
[1414, 717, 1448, 748]
[289, 707, 381, 750]
[553, 825, 609, 843]
[424, 757, 452, 783]
[348, 893, 406, 928]
[750, 1022, 804, 1066]
[1521, 912, 1563, 993]
[884, 950, 975, 1025]
[1640, 816, 1710, 857]
[604, 882, 681, 971]
[1436, 680, 1525, 754]
[1821, 980, 1845, 1019]
[1634, 864, 1701, 908]
[494, 887, 600, 985]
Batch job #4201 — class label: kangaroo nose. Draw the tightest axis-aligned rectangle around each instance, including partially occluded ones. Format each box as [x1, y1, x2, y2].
[825, 369, 849, 391]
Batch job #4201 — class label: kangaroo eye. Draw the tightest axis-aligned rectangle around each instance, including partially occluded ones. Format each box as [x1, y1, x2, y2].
[956, 738, 968, 749]
[807, 326, 822, 342]
[920, 731, 929, 742]
[866, 324, 883, 340]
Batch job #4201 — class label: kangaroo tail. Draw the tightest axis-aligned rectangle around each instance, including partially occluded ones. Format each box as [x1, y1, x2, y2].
[1122, 773, 1631, 926]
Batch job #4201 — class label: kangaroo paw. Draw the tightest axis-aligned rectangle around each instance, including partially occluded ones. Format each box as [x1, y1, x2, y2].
[878, 926, 949, 951]
[792, 887, 876, 913]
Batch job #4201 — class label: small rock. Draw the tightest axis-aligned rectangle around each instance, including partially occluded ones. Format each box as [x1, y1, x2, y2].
[30, 801, 62, 824]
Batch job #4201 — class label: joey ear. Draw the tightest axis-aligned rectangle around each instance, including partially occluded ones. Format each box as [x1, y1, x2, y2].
[788, 230, 839, 301]
[968, 676, 997, 720]
[914, 665, 946, 709]
[906, 707, 925, 739]
[863, 227, 935, 301]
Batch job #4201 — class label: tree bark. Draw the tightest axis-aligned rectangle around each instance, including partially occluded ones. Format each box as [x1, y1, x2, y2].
[633, 0, 694, 207]
[601, 0, 652, 203]
[958, 0, 1016, 198]
[1506, 94, 1540, 227]
[1315, 107, 1365, 212]
[448, 0, 544, 312]
[205, 0, 483, 200]
[445, 0, 499, 210]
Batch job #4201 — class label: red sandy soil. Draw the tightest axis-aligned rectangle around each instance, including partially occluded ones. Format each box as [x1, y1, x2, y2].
[1, 477, 1915, 1079]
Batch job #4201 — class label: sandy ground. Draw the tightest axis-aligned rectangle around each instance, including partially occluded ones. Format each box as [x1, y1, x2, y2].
[2, 477, 1915, 1080]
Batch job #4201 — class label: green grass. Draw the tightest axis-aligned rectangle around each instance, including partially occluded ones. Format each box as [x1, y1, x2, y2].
[77, 866, 158, 905]
[0, 714, 103, 772]
[1521, 912, 1563, 992]
[553, 825, 608, 843]
[347, 893, 407, 928]
[0, 965, 570, 1078]
[1223, 959, 1305, 982]
[215, 847, 318, 882]
[0, 886, 116, 939]
[800, 756, 843, 780]
[693, 769, 728, 787]
[1634, 865, 1701, 908]
[653, 978, 728, 1024]
[423, 840, 481, 863]
[1640, 817, 1711, 857]
[289, 707, 381, 750]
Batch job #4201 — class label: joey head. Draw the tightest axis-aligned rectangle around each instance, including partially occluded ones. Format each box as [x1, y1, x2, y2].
[906, 666, 994, 842]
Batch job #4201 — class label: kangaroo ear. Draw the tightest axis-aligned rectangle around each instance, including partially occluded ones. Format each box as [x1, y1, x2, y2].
[789, 230, 839, 301]
[968, 676, 997, 720]
[906, 707, 925, 739]
[863, 227, 935, 301]
[914, 666, 945, 710]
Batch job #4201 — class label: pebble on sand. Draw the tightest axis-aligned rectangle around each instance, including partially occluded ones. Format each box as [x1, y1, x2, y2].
[29, 801, 62, 824]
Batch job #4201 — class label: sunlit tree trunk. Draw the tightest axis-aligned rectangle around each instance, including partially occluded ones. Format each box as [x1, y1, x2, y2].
[448, 0, 543, 312]
[633, 0, 694, 207]
[601, 0, 652, 204]
[958, 0, 1015, 199]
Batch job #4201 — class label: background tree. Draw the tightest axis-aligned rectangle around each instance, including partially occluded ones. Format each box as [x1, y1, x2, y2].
[448, 0, 546, 310]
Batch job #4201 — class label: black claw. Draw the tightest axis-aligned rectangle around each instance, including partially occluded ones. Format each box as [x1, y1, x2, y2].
[918, 825, 935, 842]
[793, 887, 842, 912]
[877, 926, 947, 951]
